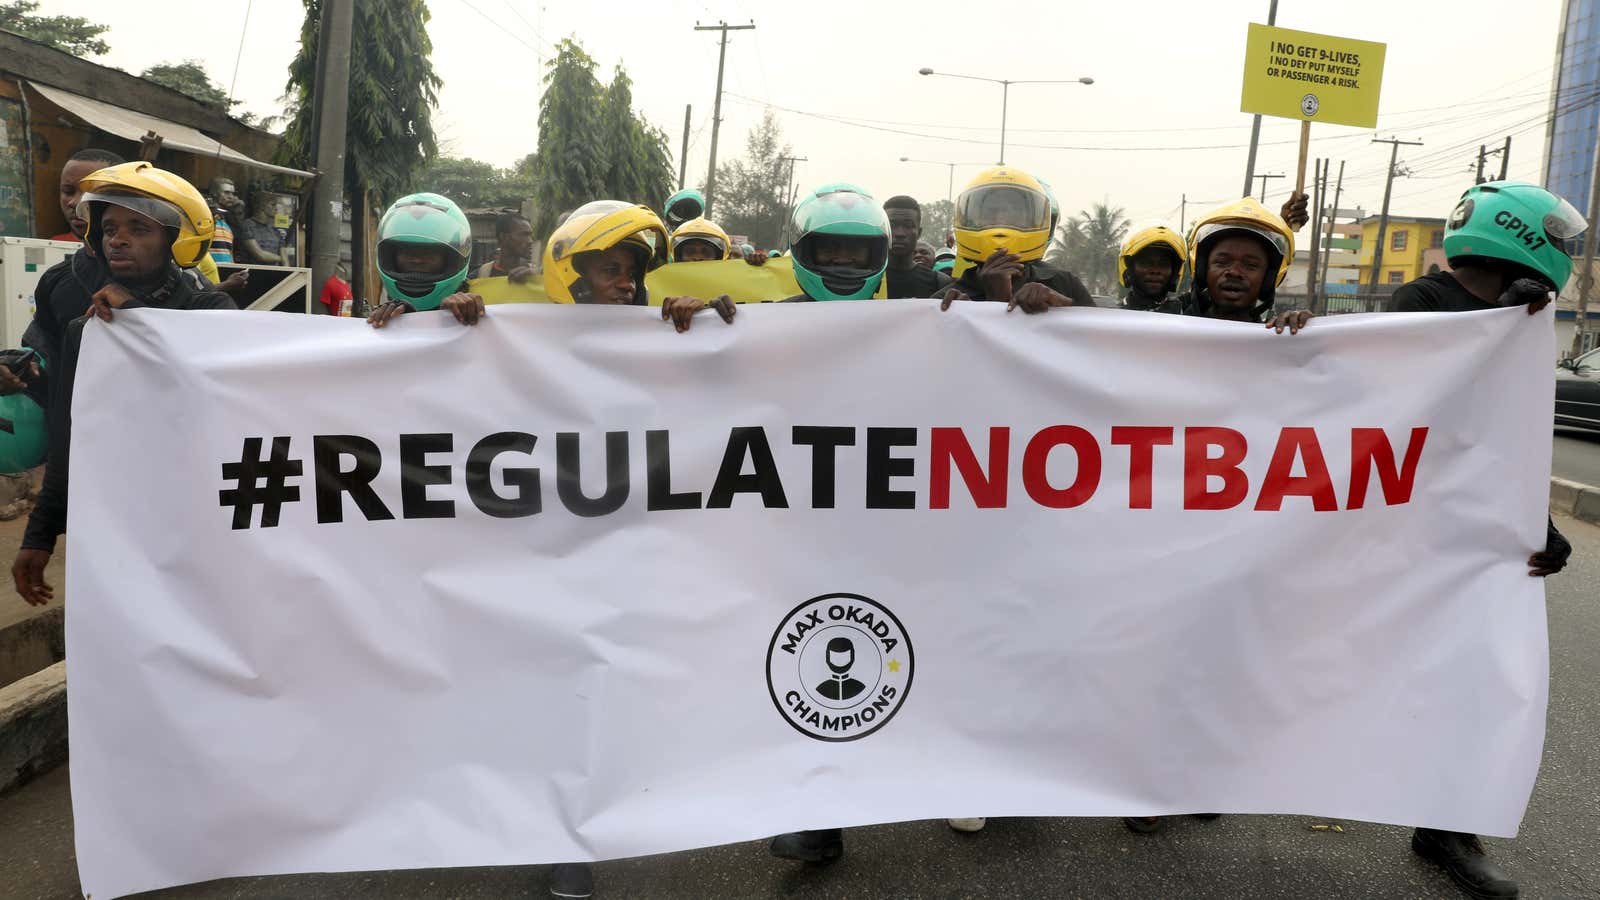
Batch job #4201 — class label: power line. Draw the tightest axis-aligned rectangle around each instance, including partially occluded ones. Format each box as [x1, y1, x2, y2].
[455, 0, 552, 55]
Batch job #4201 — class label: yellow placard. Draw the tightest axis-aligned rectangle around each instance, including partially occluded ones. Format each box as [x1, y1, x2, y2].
[1240, 24, 1386, 128]
[470, 257, 888, 307]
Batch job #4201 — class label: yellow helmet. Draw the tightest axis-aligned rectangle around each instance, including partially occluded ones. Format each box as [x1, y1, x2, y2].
[953, 166, 1052, 265]
[1118, 225, 1188, 293]
[542, 200, 670, 304]
[77, 162, 215, 269]
[1186, 197, 1294, 308]
[671, 216, 731, 261]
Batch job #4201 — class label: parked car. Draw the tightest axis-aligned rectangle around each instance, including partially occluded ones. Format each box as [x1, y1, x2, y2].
[1556, 347, 1600, 432]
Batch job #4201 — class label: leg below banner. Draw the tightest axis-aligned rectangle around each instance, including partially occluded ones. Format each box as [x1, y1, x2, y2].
[547, 862, 594, 899]
[1411, 828, 1519, 899]
[769, 828, 844, 863]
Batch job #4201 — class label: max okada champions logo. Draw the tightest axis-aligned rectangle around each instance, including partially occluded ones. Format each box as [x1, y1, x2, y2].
[766, 593, 913, 742]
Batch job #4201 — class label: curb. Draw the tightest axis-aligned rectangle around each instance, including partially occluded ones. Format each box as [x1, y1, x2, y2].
[1551, 476, 1600, 526]
[0, 659, 65, 796]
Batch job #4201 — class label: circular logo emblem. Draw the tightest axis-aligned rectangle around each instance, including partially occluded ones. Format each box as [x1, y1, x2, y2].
[766, 593, 913, 742]
[1300, 93, 1320, 117]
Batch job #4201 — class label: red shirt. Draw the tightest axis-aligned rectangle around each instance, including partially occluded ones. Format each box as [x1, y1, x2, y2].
[319, 276, 353, 316]
[48, 233, 81, 243]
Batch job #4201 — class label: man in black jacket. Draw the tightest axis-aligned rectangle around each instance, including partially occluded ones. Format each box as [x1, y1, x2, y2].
[13, 163, 234, 606]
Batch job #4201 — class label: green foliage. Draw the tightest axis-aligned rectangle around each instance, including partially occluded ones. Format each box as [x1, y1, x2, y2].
[141, 60, 232, 110]
[0, 1, 108, 57]
[277, 0, 441, 202]
[919, 199, 954, 246]
[412, 155, 533, 210]
[712, 110, 792, 250]
[527, 40, 673, 238]
[1049, 202, 1129, 294]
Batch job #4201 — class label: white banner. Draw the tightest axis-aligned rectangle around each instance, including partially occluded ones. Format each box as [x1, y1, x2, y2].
[67, 303, 1554, 898]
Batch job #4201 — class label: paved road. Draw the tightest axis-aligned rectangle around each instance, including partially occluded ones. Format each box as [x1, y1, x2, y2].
[2, 515, 1597, 900]
[1554, 427, 1600, 488]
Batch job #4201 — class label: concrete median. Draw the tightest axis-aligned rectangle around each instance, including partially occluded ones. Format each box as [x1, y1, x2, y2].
[1551, 476, 1600, 526]
[0, 660, 64, 796]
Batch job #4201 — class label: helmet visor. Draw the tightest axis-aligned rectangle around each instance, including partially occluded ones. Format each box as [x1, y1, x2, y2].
[957, 185, 1049, 232]
[673, 235, 726, 260]
[1545, 197, 1588, 257]
[667, 197, 703, 224]
[79, 191, 183, 231]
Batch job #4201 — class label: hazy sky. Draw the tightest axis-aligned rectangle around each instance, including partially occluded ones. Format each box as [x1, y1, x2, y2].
[48, 0, 1565, 229]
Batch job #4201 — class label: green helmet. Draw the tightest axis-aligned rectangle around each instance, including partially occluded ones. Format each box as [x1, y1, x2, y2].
[1445, 181, 1588, 290]
[1038, 177, 1061, 234]
[664, 188, 706, 231]
[0, 393, 46, 474]
[377, 192, 472, 311]
[789, 182, 890, 301]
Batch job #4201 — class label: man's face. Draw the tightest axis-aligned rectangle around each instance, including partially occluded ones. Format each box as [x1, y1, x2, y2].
[978, 188, 1029, 227]
[886, 208, 920, 259]
[99, 204, 169, 280]
[913, 242, 936, 269]
[59, 159, 105, 239]
[395, 245, 449, 275]
[211, 179, 239, 211]
[676, 239, 720, 263]
[813, 235, 872, 268]
[1130, 247, 1177, 298]
[500, 220, 533, 262]
[579, 246, 638, 304]
[1205, 235, 1270, 313]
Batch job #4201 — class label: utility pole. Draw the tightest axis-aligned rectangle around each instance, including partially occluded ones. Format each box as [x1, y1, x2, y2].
[1574, 126, 1600, 358]
[1368, 136, 1424, 297]
[1180, 192, 1186, 236]
[1476, 144, 1487, 184]
[776, 154, 806, 248]
[694, 20, 754, 219]
[1306, 158, 1326, 312]
[309, 0, 354, 313]
[1319, 160, 1345, 315]
[1242, 0, 1280, 198]
[1499, 135, 1512, 182]
[678, 104, 691, 190]
[1253, 172, 1284, 203]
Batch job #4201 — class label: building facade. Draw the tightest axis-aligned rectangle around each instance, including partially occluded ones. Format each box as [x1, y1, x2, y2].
[1353, 216, 1447, 288]
[1545, 0, 1600, 213]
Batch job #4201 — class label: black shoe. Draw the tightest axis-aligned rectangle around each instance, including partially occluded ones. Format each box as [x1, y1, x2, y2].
[1412, 828, 1518, 899]
[1191, 813, 1222, 821]
[548, 862, 594, 898]
[1123, 816, 1164, 834]
[769, 828, 844, 863]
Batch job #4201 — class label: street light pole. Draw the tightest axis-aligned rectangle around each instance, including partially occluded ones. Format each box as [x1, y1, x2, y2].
[900, 158, 982, 205]
[919, 68, 1093, 166]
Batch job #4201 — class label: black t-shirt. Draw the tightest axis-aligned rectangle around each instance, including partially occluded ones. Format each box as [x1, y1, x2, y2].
[885, 264, 953, 299]
[1120, 292, 1184, 314]
[1391, 271, 1495, 313]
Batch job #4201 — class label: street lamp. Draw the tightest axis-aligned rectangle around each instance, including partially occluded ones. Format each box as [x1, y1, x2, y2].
[918, 68, 1094, 165]
[898, 157, 984, 205]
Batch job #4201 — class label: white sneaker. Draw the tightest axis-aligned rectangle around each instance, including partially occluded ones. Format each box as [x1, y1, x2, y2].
[947, 817, 987, 832]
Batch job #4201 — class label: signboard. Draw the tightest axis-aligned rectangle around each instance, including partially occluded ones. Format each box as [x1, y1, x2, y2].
[1240, 24, 1387, 128]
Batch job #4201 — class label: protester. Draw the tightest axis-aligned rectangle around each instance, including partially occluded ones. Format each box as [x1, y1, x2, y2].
[48, 148, 125, 242]
[946, 167, 1094, 311]
[1180, 197, 1301, 327]
[473, 212, 536, 282]
[366, 193, 485, 328]
[882, 195, 952, 298]
[1388, 180, 1579, 900]
[670, 216, 732, 262]
[663, 188, 706, 232]
[12, 162, 234, 606]
[207, 177, 241, 262]
[1116, 225, 1188, 313]
[913, 239, 937, 269]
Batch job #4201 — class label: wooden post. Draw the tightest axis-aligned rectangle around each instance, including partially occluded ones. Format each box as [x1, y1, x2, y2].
[1295, 120, 1312, 195]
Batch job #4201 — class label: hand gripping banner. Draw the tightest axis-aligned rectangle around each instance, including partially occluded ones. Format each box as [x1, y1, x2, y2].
[66, 303, 1554, 897]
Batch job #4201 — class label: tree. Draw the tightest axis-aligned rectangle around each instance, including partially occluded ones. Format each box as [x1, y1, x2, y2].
[412, 156, 533, 210]
[920, 199, 954, 246]
[713, 110, 792, 250]
[0, 1, 108, 57]
[278, 0, 441, 203]
[526, 40, 673, 237]
[141, 60, 231, 110]
[1059, 203, 1129, 294]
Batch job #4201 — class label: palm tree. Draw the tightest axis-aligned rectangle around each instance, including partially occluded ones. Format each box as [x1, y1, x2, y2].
[1072, 203, 1131, 295]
